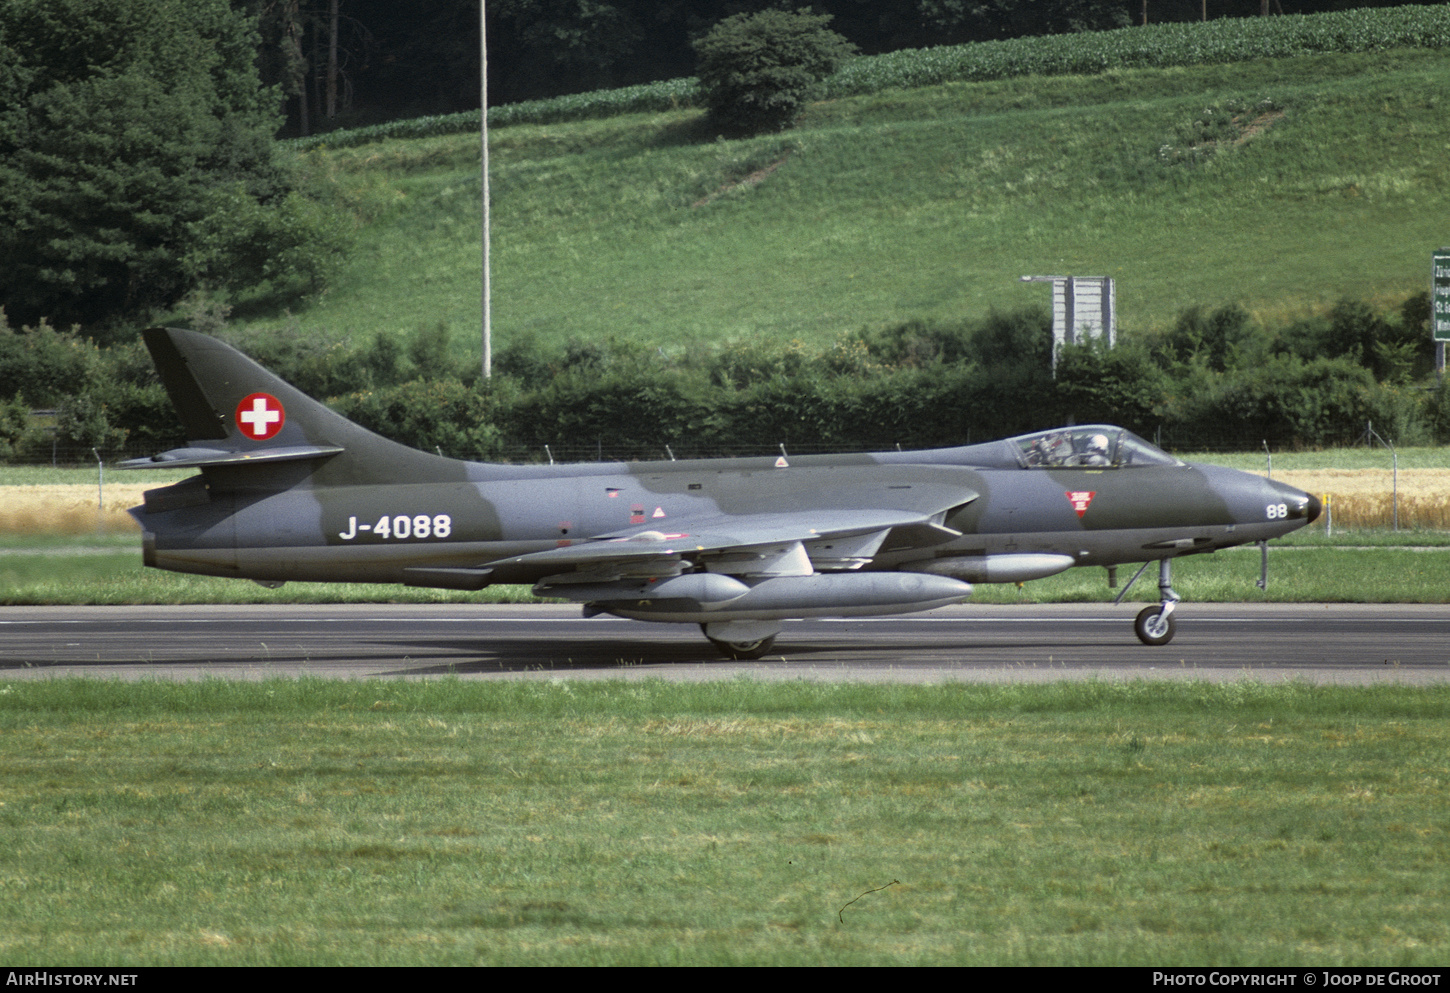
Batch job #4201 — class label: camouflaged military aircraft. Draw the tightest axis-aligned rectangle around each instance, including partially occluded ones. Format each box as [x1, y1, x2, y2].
[123, 327, 1322, 658]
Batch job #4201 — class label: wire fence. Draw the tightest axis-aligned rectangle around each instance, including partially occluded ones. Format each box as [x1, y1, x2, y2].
[3, 439, 1442, 534]
[0, 434, 1430, 469]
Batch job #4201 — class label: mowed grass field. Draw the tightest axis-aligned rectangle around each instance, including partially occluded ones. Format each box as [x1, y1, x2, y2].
[1, 678, 1448, 966]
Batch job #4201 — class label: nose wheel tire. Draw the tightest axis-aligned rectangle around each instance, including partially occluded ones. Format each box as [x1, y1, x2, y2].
[1134, 605, 1176, 646]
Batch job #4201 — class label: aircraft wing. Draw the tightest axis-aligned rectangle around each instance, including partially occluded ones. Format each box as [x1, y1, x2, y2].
[483, 497, 975, 587]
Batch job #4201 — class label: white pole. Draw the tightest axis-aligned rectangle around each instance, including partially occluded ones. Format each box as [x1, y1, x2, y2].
[480, 2, 491, 379]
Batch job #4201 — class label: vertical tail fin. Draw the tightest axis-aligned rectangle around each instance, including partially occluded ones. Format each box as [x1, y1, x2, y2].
[120, 327, 465, 485]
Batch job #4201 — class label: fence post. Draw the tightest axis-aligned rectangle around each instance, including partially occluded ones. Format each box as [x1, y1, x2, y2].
[92, 447, 103, 533]
[1363, 421, 1398, 531]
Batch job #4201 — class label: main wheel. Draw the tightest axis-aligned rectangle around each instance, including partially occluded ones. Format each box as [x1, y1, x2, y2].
[706, 635, 777, 660]
[1134, 605, 1176, 646]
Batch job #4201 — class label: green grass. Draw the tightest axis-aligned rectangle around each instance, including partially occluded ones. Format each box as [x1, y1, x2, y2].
[967, 544, 1450, 604]
[1, 678, 1446, 965]
[0, 465, 192, 486]
[219, 47, 1450, 364]
[0, 545, 541, 606]
[1274, 528, 1450, 548]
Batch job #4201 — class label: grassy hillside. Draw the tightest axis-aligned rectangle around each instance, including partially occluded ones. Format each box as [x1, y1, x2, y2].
[226, 47, 1450, 363]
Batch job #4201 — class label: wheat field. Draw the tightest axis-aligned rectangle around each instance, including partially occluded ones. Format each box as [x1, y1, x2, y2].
[2, 470, 1447, 536]
[1264, 469, 1450, 531]
[1, 483, 153, 535]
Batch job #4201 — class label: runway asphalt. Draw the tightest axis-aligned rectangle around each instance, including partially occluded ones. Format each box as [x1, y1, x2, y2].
[1, 602, 1447, 684]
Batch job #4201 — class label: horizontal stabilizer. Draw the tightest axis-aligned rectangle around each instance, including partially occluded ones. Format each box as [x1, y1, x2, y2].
[117, 444, 344, 470]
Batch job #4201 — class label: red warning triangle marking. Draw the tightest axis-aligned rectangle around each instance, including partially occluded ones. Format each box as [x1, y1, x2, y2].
[1066, 490, 1096, 518]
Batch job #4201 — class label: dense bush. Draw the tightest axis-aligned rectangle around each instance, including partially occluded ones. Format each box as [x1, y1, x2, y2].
[0, 394, 29, 460]
[1164, 354, 1382, 449]
[73, 378, 185, 454]
[5, 297, 1447, 464]
[332, 379, 505, 459]
[1056, 340, 1170, 435]
[504, 372, 718, 459]
[185, 184, 353, 300]
[863, 320, 969, 370]
[218, 323, 472, 399]
[693, 9, 857, 136]
[1156, 303, 1264, 373]
[52, 391, 130, 454]
[0, 318, 101, 408]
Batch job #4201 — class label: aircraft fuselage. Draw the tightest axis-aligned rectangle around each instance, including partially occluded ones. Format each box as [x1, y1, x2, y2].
[125, 328, 1320, 655]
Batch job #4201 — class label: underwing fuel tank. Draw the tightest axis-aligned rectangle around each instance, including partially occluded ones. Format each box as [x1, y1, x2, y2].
[583, 571, 974, 624]
[903, 553, 1076, 584]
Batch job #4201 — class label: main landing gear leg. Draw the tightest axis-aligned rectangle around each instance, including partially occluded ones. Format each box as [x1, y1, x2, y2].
[701, 621, 782, 660]
[1133, 558, 1181, 646]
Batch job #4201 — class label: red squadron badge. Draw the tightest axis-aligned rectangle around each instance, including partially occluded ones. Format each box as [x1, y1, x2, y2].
[236, 393, 285, 441]
[1066, 490, 1096, 518]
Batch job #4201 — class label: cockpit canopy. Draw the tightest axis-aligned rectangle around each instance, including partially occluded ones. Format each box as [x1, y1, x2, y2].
[1011, 426, 1182, 469]
[874, 425, 1184, 470]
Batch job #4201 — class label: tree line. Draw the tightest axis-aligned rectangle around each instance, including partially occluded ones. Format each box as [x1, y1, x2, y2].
[263, 1, 1438, 130]
[2, 294, 1443, 464]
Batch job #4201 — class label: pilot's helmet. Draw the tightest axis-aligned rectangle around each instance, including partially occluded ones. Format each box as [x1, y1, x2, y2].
[1089, 433, 1109, 454]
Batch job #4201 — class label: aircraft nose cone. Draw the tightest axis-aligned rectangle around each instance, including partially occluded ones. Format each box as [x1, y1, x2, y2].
[1304, 492, 1322, 525]
[1268, 480, 1319, 524]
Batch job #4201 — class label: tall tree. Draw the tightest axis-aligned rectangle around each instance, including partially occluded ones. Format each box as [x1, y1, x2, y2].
[0, 0, 295, 328]
[914, 0, 1131, 42]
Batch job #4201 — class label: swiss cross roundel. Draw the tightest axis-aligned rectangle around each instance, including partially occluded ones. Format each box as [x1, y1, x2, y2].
[236, 393, 285, 441]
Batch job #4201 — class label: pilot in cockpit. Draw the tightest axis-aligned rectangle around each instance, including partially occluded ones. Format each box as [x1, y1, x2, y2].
[1080, 433, 1111, 466]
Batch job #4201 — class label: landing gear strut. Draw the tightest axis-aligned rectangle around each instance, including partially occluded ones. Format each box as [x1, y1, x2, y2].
[1132, 558, 1181, 646]
[704, 633, 777, 660]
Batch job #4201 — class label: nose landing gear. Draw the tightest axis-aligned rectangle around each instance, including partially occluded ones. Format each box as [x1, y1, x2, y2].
[1124, 558, 1181, 646]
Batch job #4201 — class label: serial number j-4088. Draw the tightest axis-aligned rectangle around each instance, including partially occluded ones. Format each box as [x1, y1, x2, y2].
[338, 514, 453, 540]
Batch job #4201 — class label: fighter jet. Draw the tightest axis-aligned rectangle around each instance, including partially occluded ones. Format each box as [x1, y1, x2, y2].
[123, 327, 1321, 657]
